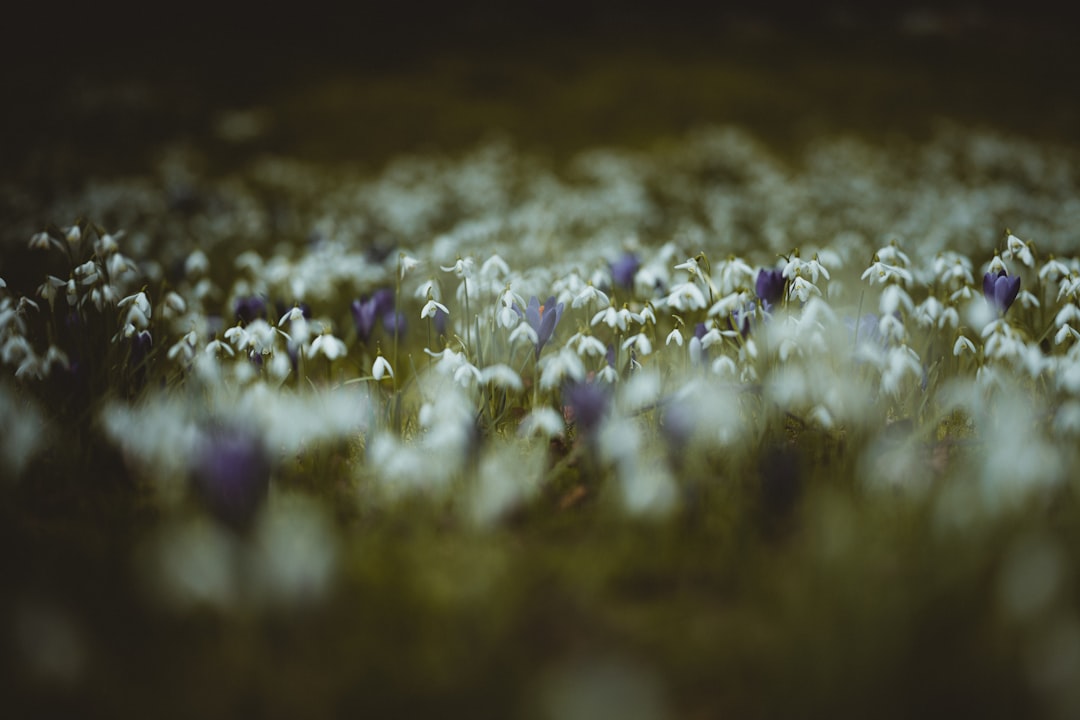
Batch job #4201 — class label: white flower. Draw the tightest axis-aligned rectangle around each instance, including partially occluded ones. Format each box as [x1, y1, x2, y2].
[118, 291, 151, 330]
[309, 333, 348, 361]
[519, 408, 565, 438]
[1055, 324, 1080, 346]
[788, 276, 821, 303]
[1055, 304, 1080, 328]
[953, 335, 977, 356]
[568, 332, 608, 358]
[441, 257, 474, 279]
[1039, 256, 1071, 284]
[539, 347, 586, 390]
[879, 284, 914, 315]
[621, 332, 653, 356]
[665, 328, 684, 347]
[479, 254, 509, 278]
[508, 321, 538, 347]
[876, 243, 911, 268]
[74, 260, 101, 287]
[453, 361, 482, 387]
[861, 260, 913, 287]
[421, 298, 449, 320]
[480, 364, 523, 391]
[664, 282, 707, 312]
[1004, 233, 1034, 267]
[185, 249, 209, 278]
[674, 256, 706, 283]
[168, 330, 198, 363]
[372, 354, 394, 381]
[572, 283, 609, 309]
[591, 304, 635, 331]
[399, 253, 420, 279]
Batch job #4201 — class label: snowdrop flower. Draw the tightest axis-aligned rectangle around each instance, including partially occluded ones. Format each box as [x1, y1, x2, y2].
[118, 291, 151, 331]
[480, 364, 523, 391]
[567, 332, 608, 359]
[539, 347, 586, 390]
[953, 335, 977, 357]
[664, 282, 707, 312]
[1057, 303, 1080, 329]
[592, 304, 636, 332]
[185, 249, 210, 278]
[414, 279, 440, 301]
[496, 286, 526, 329]
[876, 243, 911, 268]
[572, 283, 609, 309]
[802, 254, 831, 283]
[861, 259, 913, 287]
[441, 257, 474, 279]
[621, 332, 653, 356]
[934, 252, 974, 286]
[74, 260, 101, 287]
[399, 252, 420, 279]
[1004, 233, 1034, 267]
[519, 407, 565, 438]
[372, 353, 394, 381]
[674, 256, 707, 284]
[161, 291, 187, 320]
[879, 284, 914, 316]
[421, 297, 450, 320]
[453, 360, 482, 387]
[1055, 324, 1080, 346]
[881, 345, 922, 396]
[1039, 256, 1071, 285]
[914, 297, 943, 328]
[309, 333, 347, 362]
[168, 330, 198, 363]
[665, 328, 684, 347]
[479, 254, 509, 279]
[788, 276, 821, 303]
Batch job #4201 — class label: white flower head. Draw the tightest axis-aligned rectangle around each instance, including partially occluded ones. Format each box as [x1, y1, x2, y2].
[372, 354, 394, 381]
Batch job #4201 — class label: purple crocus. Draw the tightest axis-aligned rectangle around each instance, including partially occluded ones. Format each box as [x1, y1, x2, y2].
[514, 295, 565, 358]
[983, 270, 1021, 315]
[351, 289, 395, 344]
[191, 427, 271, 530]
[564, 380, 611, 436]
[610, 252, 640, 292]
[755, 268, 785, 312]
[234, 296, 267, 325]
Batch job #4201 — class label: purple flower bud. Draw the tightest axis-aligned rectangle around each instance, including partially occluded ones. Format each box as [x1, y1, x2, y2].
[191, 427, 270, 530]
[983, 270, 1021, 315]
[383, 309, 407, 339]
[755, 268, 785, 311]
[564, 381, 610, 435]
[351, 296, 380, 344]
[234, 296, 267, 325]
[610, 252, 640, 291]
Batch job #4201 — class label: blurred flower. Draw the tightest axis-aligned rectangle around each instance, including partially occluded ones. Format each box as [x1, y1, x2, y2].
[983, 270, 1021, 315]
[564, 380, 611, 436]
[609, 252, 640, 291]
[234, 295, 266, 325]
[191, 427, 270, 530]
[351, 288, 393, 344]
